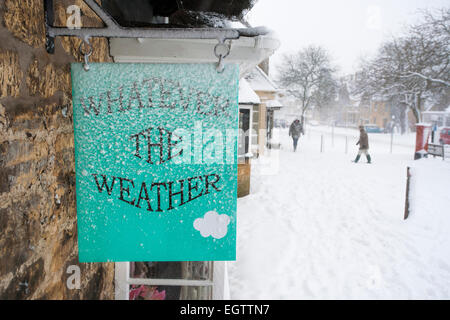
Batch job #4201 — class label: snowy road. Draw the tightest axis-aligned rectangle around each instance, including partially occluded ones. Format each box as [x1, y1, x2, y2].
[228, 127, 450, 299]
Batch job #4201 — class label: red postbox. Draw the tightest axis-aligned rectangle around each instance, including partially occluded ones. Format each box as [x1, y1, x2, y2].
[414, 123, 431, 159]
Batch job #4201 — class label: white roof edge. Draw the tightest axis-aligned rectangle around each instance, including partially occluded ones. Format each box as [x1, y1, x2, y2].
[245, 66, 278, 92]
[109, 33, 281, 76]
[255, 66, 278, 91]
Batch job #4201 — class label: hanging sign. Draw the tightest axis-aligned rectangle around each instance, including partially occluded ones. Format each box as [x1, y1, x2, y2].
[71, 63, 239, 262]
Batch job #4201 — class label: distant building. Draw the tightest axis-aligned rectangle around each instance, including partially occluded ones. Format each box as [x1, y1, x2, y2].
[244, 66, 282, 155]
[422, 106, 450, 128]
[359, 97, 393, 129]
[276, 92, 302, 123]
[334, 81, 360, 128]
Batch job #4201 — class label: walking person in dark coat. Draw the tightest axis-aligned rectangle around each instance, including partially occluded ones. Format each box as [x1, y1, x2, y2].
[289, 119, 304, 152]
[353, 125, 371, 163]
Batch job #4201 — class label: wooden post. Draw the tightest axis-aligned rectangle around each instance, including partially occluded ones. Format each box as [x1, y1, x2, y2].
[404, 166, 411, 220]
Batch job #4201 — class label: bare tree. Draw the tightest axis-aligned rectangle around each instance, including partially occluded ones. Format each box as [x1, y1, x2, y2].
[404, 8, 450, 87]
[277, 45, 337, 125]
[352, 8, 450, 126]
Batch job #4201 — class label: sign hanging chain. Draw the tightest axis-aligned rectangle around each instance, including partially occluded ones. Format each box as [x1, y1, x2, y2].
[79, 38, 93, 71]
[214, 39, 231, 73]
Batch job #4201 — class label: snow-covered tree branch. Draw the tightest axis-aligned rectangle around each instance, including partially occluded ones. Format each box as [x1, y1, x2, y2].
[352, 8, 450, 125]
[276, 45, 338, 125]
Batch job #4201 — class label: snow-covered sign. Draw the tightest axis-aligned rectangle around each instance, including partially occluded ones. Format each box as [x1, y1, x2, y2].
[71, 63, 239, 262]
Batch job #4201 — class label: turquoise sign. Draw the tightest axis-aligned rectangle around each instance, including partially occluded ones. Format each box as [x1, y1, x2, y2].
[71, 63, 239, 262]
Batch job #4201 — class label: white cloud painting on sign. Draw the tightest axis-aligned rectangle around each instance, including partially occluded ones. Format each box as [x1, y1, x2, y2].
[194, 211, 231, 239]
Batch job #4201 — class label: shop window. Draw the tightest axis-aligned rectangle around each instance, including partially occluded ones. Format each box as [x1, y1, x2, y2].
[115, 261, 227, 300]
[252, 107, 260, 146]
[238, 105, 253, 162]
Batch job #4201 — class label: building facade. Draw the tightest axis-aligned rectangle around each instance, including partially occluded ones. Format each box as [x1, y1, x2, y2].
[0, 0, 279, 300]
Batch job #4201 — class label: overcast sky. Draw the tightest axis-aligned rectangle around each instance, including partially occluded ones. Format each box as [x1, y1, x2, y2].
[245, 0, 449, 78]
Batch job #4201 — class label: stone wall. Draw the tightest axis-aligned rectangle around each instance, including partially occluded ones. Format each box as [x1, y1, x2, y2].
[0, 0, 114, 299]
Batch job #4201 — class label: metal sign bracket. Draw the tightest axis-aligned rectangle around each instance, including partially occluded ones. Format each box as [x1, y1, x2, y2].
[44, 0, 269, 71]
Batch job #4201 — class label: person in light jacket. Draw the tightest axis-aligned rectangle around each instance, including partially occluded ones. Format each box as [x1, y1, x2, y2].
[353, 125, 371, 163]
[289, 119, 304, 152]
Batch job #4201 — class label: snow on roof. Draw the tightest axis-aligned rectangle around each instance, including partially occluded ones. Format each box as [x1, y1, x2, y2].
[225, 20, 249, 29]
[422, 105, 450, 114]
[239, 78, 260, 104]
[245, 66, 278, 92]
[266, 99, 283, 108]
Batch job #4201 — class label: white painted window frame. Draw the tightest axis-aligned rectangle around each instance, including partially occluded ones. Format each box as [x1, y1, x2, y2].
[238, 104, 254, 158]
[115, 261, 227, 300]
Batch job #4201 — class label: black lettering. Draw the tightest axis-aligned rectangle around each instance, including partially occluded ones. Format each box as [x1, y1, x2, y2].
[145, 127, 164, 164]
[92, 174, 116, 195]
[151, 182, 167, 212]
[130, 131, 146, 159]
[118, 177, 135, 205]
[218, 98, 230, 118]
[213, 95, 220, 117]
[80, 95, 102, 116]
[197, 91, 214, 116]
[129, 81, 144, 109]
[160, 79, 175, 109]
[107, 86, 123, 113]
[168, 179, 185, 210]
[165, 130, 183, 163]
[142, 78, 155, 108]
[187, 176, 203, 202]
[135, 182, 153, 211]
[179, 86, 193, 111]
[205, 173, 221, 194]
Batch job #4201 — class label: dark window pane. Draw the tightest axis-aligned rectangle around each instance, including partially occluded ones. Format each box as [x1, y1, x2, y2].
[101, 0, 177, 27]
[130, 261, 211, 280]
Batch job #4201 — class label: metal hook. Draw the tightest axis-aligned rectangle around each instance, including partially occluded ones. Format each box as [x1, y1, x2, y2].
[217, 54, 224, 73]
[79, 39, 93, 71]
[214, 40, 230, 73]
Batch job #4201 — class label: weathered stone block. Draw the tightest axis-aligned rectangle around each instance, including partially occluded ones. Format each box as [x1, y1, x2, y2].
[3, 0, 45, 48]
[0, 50, 23, 98]
[0, 0, 115, 300]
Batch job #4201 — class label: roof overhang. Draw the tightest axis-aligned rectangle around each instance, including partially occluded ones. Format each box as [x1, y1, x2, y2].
[109, 33, 280, 76]
[266, 99, 283, 109]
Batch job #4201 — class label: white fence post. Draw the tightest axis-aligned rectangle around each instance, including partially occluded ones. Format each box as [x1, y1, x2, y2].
[390, 130, 394, 154]
[320, 134, 324, 153]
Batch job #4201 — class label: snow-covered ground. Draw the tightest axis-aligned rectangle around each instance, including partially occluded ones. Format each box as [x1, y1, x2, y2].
[228, 125, 450, 299]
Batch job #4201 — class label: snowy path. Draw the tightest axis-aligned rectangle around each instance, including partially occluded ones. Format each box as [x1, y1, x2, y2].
[228, 127, 450, 299]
